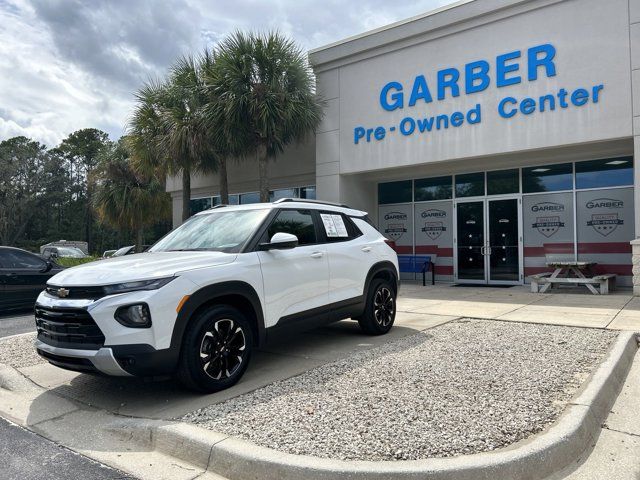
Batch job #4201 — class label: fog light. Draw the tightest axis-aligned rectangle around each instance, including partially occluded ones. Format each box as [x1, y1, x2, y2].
[115, 303, 152, 328]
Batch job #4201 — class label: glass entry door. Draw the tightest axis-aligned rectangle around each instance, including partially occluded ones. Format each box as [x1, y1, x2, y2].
[487, 198, 520, 283]
[455, 197, 522, 284]
[456, 201, 486, 283]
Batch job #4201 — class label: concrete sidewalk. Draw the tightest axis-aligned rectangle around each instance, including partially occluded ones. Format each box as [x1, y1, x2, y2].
[398, 283, 640, 331]
[550, 351, 640, 480]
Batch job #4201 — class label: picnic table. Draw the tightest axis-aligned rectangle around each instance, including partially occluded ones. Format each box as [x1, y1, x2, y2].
[529, 261, 616, 295]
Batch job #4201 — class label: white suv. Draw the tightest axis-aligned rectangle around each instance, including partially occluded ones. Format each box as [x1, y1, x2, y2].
[34, 199, 399, 392]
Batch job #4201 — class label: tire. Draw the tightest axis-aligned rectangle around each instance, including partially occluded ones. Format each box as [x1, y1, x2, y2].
[358, 278, 396, 335]
[177, 305, 253, 393]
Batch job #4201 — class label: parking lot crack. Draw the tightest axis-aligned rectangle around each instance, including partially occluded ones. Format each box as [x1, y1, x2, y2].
[603, 425, 640, 438]
[604, 296, 635, 329]
[30, 407, 80, 428]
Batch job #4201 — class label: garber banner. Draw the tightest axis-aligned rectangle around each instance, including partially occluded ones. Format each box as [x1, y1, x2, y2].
[353, 44, 604, 145]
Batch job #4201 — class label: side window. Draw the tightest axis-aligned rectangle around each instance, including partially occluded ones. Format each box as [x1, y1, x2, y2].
[268, 209, 318, 246]
[345, 216, 363, 238]
[2, 250, 46, 269]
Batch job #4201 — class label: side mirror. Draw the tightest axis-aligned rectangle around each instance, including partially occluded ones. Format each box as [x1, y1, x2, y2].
[259, 232, 299, 250]
[41, 260, 53, 273]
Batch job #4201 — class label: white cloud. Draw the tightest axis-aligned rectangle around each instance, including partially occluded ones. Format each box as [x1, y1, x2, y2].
[0, 0, 457, 147]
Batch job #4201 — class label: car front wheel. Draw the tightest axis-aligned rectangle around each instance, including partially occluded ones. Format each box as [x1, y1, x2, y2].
[178, 305, 253, 393]
[358, 278, 396, 335]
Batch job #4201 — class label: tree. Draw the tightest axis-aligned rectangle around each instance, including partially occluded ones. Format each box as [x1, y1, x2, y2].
[0, 137, 47, 245]
[129, 55, 216, 223]
[206, 31, 324, 202]
[200, 49, 240, 205]
[93, 138, 170, 251]
[56, 128, 110, 250]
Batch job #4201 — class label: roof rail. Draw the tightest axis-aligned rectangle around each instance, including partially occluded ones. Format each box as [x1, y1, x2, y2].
[273, 198, 352, 209]
[208, 204, 228, 209]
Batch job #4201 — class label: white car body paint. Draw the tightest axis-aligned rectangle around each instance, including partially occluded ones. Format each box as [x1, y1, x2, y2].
[34, 201, 399, 379]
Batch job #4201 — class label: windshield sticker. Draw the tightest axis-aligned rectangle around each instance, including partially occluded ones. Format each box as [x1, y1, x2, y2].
[321, 213, 348, 237]
[331, 214, 348, 237]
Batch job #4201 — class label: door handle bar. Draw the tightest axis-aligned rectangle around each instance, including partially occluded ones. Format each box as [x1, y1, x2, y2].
[310, 251, 324, 258]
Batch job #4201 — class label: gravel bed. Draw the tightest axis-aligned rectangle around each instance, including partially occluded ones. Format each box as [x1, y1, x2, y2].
[184, 319, 617, 461]
[0, 333, 44, 369]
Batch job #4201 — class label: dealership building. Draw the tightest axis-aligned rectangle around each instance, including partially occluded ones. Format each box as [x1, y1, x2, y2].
[168, 0, 640, 288]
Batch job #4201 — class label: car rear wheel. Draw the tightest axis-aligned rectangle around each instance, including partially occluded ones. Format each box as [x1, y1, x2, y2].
[178, 305, 253, 393]
[357, 278, 396, 335]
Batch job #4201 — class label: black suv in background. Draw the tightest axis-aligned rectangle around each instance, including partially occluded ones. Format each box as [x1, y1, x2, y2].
[0, 247, 64, 313]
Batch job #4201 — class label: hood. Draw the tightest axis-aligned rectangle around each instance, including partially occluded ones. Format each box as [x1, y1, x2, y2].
[48, 251, 237, 286]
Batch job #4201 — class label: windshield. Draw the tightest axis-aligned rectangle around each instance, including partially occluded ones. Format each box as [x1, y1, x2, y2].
[58, 247, 85, 257]
[113, 246, 133, 256]
[150, 209, 269, 253]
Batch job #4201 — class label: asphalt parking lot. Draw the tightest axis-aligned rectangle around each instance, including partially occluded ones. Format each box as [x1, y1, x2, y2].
[0, 311, 34, 338]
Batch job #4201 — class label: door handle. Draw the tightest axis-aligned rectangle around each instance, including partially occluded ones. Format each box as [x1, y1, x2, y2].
[361, 246, 372, 252]
[310, 251, 324, 258]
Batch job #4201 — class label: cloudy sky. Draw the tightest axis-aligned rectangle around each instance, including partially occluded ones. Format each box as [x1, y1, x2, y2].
[0, 0, 458, 147]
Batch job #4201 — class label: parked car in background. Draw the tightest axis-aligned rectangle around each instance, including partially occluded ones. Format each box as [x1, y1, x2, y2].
[111, 245, 150, 257]
[0, 247, 64, 313]
[40, 240, 88, 255]
[102, 249, 117, 258]
[42, 246, 88, 260]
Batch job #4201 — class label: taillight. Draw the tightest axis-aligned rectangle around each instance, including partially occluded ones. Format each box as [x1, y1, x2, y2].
[384, 238, 396, 250]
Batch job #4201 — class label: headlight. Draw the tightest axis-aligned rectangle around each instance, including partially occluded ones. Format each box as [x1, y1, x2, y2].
[103, 277, 175, 295]
[115, 303, 152, 328]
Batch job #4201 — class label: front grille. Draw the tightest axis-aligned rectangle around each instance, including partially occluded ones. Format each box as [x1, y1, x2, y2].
[45, 285, 105, 300]
[35, 306, 105, 350]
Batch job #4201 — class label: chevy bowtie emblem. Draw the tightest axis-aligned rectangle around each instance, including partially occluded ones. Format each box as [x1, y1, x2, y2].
[57, 287, 70, 298]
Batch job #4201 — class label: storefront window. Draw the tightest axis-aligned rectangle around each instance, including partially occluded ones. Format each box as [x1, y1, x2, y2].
[487, 169, 519, 195]
[575, 157, 633, 189]
[522, 163, 573, 193]
[455, 172, 484, 197]
[270, 188, 297, 201]
[189, 197, 212, 214]
[415, 176, 452, 201]
[300, 186, 316, 199]
[378, 180, 412, 204]
[239, 192, 260, 204]
[210, 195, 238, 205]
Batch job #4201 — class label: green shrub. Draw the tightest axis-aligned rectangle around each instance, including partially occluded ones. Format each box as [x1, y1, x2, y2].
[56, 256, 99, 268]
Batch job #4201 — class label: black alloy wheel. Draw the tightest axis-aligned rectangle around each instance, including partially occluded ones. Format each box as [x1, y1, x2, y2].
[373, 286, 395, 328]
[357, 278, 397, 335]
[178, 305, 253, 393]
[199, 318, 247, 380]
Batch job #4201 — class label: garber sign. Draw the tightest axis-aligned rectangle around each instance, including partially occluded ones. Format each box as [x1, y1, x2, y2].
[353, 43, 604, 145]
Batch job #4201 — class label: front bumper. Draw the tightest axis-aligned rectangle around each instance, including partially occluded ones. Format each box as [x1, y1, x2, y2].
[35, 340, 132, 376]
[33, 276, 199, 377]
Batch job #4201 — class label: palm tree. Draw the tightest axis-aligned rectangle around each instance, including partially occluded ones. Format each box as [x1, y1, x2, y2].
[129, 55, 216, 223]
[205, 31, 324, 202]
[93, 138, 170, 251]
[199, 50, 236, 205]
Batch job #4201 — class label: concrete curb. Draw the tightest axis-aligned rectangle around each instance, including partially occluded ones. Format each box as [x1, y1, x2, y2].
[0, 332, 636, 480]
[130, 331, 639, 480]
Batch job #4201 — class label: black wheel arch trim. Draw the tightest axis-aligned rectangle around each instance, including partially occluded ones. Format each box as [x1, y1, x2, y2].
[171, 280, 266, 352]
[364, 261, 399, 297]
